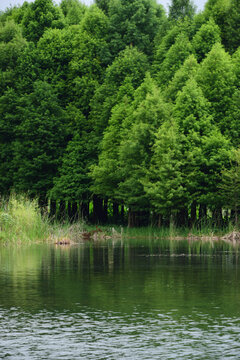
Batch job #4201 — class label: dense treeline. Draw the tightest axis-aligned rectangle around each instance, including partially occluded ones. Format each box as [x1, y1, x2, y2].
[0, 0, 240, 227]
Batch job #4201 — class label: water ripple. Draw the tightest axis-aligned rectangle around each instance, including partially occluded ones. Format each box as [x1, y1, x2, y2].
[1, 307, 240, 359]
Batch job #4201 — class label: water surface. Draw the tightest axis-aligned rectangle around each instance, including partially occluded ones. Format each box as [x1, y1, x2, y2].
[0, 238, 240, 359]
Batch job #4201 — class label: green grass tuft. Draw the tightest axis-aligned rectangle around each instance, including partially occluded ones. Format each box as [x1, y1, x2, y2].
[0, 194, 50, 243]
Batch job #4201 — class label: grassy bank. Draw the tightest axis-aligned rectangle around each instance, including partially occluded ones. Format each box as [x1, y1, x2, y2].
[0, 194, 51, 242]
[0, 195, 236, 243]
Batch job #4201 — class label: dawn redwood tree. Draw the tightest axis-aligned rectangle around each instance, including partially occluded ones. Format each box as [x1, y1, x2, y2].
[12, 81, 67, 205]
[68, 5, 111, 116]
[173, 78, 231, 222]
[60, 0, 86, 25]
[203, 0, 231, 50]
[144, 119, 188, 227]
[21, 0, 65, 43]
[155, 32, 192, 87]
[36, 27, 74, 105]
[0, 89, 19, 194]
[0, 20, 27, 74]
[196, 43, 236, 135]
[224, 0, 240, 54]
[220, 148, 240, 226]
[90, 46, 149, 141]
[165, 54, 199, 102]
[192, 18, 221, 62]
[107, 0, 164, 58]
[90, 78, 134, 202]
[50, 132, 93, 219]
[168, 0, 196, 21]
[116, 74, 171, 226]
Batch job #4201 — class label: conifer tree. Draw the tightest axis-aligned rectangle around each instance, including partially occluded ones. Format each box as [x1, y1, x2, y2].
[196, 43, 236, 135]
[21, 0, 65, 42]
[220, 148, 240, 225]
[116, 74, 171, 225]
[12, 81, 67, 203]
[168, 0, 196, 21]
[165, 54, 199, 102]
[192, 18, 221, 62]
[155, 32, 192, 87]
[144, 119, 187, 222]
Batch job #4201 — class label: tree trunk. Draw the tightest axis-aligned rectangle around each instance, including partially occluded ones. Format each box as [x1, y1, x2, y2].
[113, 202, 119, 222]
[176, 208, 188, 227]
[93, 195, 103, 224]
[190, 201, 197, 227]
[68, 201, 78, 222]
[49, 199, 56, 220]
[199, 204, 207, 226]
[102, 198, 108, 224]
[158, 214, 162, 228]
[128, 209, 135, 227]
[58, 200, 66, 222]
[120, 205, 125, 224]
[212, 207, 223, 228]
[81, 202, 89, 221]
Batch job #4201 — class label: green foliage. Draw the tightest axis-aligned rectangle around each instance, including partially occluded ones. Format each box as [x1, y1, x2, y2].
[155, 32, 193, 87]
[60, 0, 86, 25]
[21, 0, 65, 42]
[165, 54, 199, 102]
[196, 43, 236, 134]
[108, 0, 164, 58]
[223, 0, 240, 54]
[90, 46, 149, 139]
[0, 0, 240, 227]
[220, 148, 240, 225]
[144, 119, 187, 216]
[0, 194, 50, 242]
[12, 81, 67, 201]
[51, 132, 92, 202]
[168, 0, 196, 21]
[116, 74, 171, 210]
[90, 79, 134, 199]
[192, 18, 221, 61]
[173, 78, 231, 208]
[0, 20, 27, 71]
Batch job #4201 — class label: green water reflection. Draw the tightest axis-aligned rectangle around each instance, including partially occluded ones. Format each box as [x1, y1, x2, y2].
[0, 238, 239, 318]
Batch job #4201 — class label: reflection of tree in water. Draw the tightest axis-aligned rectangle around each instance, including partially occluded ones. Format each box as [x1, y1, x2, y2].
[0, 241, 240, 316]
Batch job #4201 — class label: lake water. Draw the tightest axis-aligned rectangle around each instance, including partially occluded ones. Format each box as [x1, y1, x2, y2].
[0, 237, 240, 359]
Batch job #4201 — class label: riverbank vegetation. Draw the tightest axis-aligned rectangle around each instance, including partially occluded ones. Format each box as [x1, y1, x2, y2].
[1, 0, 240, 229]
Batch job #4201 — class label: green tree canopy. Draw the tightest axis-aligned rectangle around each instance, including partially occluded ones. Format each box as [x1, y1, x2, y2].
[21, 0, 65, 42]
[196, 42, 236, 134]
[168, 0, 196, 21]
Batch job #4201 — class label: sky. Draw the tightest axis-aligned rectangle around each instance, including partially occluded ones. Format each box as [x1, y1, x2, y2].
[0, 0, 207, 13]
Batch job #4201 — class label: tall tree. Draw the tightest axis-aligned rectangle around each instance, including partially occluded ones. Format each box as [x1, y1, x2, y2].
[144, 119, 187, 225]
[196, 43, 236, 135]
[224, 0, 240, 54]
[165, 54, 199, 102]
[21, 0, 65, 42]
[116, 74, 171, 225]
[168, 0, 196, 21]
[192, 18, 221, 62]
[60, 0, 86, 25]
[12, 81, 67, 203]
[155, 32, 192, 87]
[90, 79, 134, 201]
[219, 148, 240, 226]
[174, 78, 231, 214]
[107, 0, 164, 58]
[90, 46, 149, 140]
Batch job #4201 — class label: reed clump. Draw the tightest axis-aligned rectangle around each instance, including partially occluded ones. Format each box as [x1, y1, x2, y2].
[0, 194, 50, 242]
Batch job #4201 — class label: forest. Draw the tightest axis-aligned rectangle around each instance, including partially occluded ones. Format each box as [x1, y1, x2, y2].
[0, 0, 240, 228]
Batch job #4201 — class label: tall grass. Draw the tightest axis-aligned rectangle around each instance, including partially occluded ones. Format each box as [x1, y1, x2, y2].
[0, 194, 51, 242]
